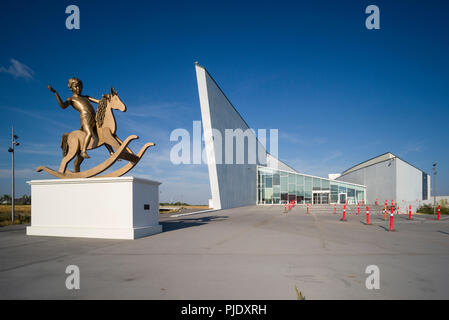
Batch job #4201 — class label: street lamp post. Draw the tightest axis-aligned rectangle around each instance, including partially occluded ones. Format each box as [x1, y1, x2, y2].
[432, 162, 437, 216]
[8, 127, 19, 222]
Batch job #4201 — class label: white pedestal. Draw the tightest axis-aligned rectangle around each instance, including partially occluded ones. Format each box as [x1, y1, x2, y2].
[26, 177, 162, 240]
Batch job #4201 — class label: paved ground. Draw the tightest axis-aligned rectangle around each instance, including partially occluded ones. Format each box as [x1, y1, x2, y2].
[0, 206, 448, 299]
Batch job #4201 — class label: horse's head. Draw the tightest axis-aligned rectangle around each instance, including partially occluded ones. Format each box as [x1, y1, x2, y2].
[108, 87, 126, 112]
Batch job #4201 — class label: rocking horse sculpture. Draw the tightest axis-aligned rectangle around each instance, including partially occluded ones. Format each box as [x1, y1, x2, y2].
[36, 78, 155, 178]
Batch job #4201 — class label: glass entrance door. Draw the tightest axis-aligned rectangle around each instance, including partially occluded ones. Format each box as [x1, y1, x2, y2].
[313, 192, 319, 204]
[339, 193, 346, 204]
[321, 193, 329, 204]
[313, 192, 330, 204]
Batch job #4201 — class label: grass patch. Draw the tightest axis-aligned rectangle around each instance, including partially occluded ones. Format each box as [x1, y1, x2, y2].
[417, 204, 449, 215]
[159, 208, 180, 214]
[0, 205, 31, 227]
[159, 205, 210, 214]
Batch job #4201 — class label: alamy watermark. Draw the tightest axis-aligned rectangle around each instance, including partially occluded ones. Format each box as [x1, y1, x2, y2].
[365, 5, 380, 30]
[170, 121, 278, 166]
[63, 5, 379, 31]
[65, 265, 80, 290]
[365, 265, 380, 290]
[65, 5, 80, 30]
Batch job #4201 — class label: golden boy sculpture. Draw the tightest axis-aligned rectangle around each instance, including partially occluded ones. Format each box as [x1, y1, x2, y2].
[48, 78, 98, 159]
[37, 78, 155, 179]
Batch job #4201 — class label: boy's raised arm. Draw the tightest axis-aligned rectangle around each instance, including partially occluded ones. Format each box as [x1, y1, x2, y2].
[47, 85, 70, 109]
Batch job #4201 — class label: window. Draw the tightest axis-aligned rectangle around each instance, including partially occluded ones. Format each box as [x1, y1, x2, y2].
[273, 172, 280, 186]
[297, 185, 304, 198]
[304, 176, 312, 193]
[347, 188, 355, 204]
[265, 188, 273, 204]
[356, 190, 363, 203]
[266, 176, 272, 188]
[313, 177, 321, 191]
[281, 192, 288, 202]
[288, 173, 296, 185]
[273, 185, 280, 198]
[280, 172, 288, 193]
[330, 183, 338, 203]
[256, 167, 365, 205]
[288, 183, 296, 193]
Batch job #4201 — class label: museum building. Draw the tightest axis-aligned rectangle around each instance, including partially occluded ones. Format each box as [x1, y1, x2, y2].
[194, 63, 430, 210]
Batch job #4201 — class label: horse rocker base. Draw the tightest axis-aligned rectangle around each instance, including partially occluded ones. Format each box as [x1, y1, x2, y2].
[36, 135, 154, 179]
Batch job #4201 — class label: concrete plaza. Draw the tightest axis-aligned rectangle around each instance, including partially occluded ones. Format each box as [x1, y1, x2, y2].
[0, 205, 448, 299]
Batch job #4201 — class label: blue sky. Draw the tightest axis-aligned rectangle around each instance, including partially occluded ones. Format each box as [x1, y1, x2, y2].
[1, 0, 448, 204]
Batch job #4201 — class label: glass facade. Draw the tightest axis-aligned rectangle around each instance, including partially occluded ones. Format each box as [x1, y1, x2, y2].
[257, 166, 366, 205]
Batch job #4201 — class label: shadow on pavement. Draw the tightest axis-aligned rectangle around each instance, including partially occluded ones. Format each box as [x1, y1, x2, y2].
[160, 215, 228, 232]
[377, 225, 396, 232]
[0, 224, 29, 233]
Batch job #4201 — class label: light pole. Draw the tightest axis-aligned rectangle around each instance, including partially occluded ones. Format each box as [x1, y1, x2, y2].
[432, 162, 437, 215]
[8, 127, 19, 222]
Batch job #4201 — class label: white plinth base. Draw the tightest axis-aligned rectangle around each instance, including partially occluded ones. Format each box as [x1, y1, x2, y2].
[26, 177, 162, 240]
[26, 225, 162, 239]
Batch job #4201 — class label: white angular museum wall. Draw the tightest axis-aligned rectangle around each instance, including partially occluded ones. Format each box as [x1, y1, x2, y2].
[195, 64, 267, 210]
[195, 63, 300, 209]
